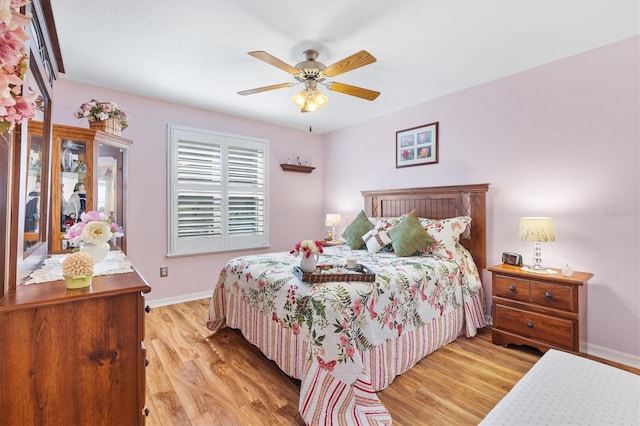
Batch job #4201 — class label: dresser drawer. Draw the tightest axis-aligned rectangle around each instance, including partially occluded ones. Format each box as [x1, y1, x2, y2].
[494, 275, 529, 302]
[530, 281, 574, 311]
[493, 304, 574, 349]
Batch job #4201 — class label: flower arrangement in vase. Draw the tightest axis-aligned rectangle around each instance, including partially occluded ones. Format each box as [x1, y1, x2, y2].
[290, 240, 324, 273]
[0, 0, 39, 133]
[61, 251, 95, 289]
[65, 211, 123, 262]
[74, 99, 128, 133]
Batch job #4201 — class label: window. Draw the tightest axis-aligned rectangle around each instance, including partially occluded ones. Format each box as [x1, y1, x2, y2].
[167, 125, 268, 256]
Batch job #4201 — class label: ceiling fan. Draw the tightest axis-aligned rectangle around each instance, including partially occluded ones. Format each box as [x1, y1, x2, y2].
[237, 49, 380, 113]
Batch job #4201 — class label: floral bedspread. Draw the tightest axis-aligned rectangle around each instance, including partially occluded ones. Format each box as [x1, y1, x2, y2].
[207, 245, 485, 424]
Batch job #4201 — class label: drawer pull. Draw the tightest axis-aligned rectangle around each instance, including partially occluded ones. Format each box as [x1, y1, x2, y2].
[145, 305, 151, 313]
[143, 408, 150, 416]
[509, 285, 516, 292]
[545, 291, 553, 299]
[145, 358, 150, 367]
[527, 321, 534, 328]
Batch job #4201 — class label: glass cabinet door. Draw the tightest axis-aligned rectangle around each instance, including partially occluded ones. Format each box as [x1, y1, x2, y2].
[23, 131, 44, 251]
[22, 63, 51, 257]
[58, 137, 92, 250]
[97, 143, 125, 251]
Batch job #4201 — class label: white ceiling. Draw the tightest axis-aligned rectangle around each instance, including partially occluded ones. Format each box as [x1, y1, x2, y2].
[49, 0, 638, 134]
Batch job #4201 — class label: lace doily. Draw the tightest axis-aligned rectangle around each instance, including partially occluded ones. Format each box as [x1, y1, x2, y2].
[24, 251, 134, 285]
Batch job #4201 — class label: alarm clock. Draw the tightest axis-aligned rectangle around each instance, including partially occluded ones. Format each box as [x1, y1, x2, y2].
[502, 252, 523, 266]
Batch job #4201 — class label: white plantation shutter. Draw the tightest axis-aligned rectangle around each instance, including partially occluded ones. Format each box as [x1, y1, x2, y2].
[168, 125, 269, 255]
[228, 145, 265, 238]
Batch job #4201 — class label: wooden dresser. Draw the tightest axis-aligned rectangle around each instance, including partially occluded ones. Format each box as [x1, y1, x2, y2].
[0, 271, 151, 425]
[489, 263, 592, 354]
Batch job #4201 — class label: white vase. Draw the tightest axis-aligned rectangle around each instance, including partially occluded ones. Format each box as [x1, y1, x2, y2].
[299, 253, 319, 273]
[80, 242, 110, 263]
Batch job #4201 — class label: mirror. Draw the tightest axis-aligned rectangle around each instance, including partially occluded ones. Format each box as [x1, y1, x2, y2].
[23, 63, 49, 255]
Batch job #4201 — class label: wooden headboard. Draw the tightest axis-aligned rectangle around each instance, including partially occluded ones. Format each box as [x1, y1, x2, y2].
[361, 184, 490, 269]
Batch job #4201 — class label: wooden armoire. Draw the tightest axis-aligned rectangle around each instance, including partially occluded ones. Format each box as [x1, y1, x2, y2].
[0, 1, 151, 424]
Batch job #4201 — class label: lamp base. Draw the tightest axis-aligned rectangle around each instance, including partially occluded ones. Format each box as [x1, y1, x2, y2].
[521, 265, 558, 275]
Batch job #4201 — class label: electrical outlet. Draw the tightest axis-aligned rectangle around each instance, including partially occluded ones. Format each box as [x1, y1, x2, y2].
[160, 267, 168, 277]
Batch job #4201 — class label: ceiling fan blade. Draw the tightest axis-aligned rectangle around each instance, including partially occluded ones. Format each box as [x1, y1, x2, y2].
[247, 51, 300, 75]
[237, 83, 296, 96]
[322, 50, 377, 78]
[326, 82, 380, 101]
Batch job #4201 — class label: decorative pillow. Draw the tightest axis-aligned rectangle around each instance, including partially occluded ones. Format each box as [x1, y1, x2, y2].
[341, 210, 374, 249]
[372, 215, 404, 230]
[423, 216, 472, 260]
[368, 210, 417, 252]
[362, 223, 392, 253]
[387, 212, 435, 257]
[371, 209, 416, 231]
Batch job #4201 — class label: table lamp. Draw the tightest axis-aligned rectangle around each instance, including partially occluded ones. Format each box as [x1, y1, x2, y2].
[519, 217, 556, 274]
[325, 213, 342, 241]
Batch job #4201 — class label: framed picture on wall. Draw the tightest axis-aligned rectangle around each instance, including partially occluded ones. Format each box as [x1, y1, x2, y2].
[395, 121, 439, 168]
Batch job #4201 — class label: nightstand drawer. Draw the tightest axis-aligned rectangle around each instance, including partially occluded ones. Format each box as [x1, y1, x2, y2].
[494, 275, 529, 302]
[494, 304, 574, 349]
[530, 281, 574, 311]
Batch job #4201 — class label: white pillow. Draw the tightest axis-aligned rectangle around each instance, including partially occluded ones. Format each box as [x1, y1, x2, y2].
[362, 224, 392, 253]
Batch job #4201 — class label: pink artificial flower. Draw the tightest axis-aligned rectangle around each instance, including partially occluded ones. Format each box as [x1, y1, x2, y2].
[81, 210, 103, 223]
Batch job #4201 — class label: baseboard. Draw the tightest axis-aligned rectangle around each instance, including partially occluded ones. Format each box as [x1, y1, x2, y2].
[146, 291, 211, 308]
[587, 342, 640, 370]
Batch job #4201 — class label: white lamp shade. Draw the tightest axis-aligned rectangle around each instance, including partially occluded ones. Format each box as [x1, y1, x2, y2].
[325, 213, 342, 227]
[519, 217, 556, 242]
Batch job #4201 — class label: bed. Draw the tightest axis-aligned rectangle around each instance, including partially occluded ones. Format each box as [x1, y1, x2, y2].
[206, 184, 490, 425]
[480, 349, 640, 425]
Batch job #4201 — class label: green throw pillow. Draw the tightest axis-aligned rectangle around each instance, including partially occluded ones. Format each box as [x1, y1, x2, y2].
[341, 210, 374, 250]
[388, 212, 436, 257]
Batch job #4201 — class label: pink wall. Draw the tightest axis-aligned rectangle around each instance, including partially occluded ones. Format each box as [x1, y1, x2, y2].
[53, 36, 639, 362]
[323, 36, 639, 361]
[52, 82, 325, 301]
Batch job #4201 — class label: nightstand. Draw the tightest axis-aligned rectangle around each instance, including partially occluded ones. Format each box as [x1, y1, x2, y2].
[323, 240, 344, 247]
[488, 263, 593, 354]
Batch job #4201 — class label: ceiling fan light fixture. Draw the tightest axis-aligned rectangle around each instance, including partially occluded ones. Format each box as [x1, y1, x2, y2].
[313, 90, 328, 106]
[295, 88, 328, 113]
[291, 90, 307, 107]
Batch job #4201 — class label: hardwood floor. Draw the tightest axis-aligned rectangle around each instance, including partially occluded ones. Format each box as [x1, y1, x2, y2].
[144, 299, 636, 425]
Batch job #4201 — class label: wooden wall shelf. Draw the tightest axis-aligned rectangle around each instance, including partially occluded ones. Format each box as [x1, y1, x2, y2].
[280, 164, 315, 173]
